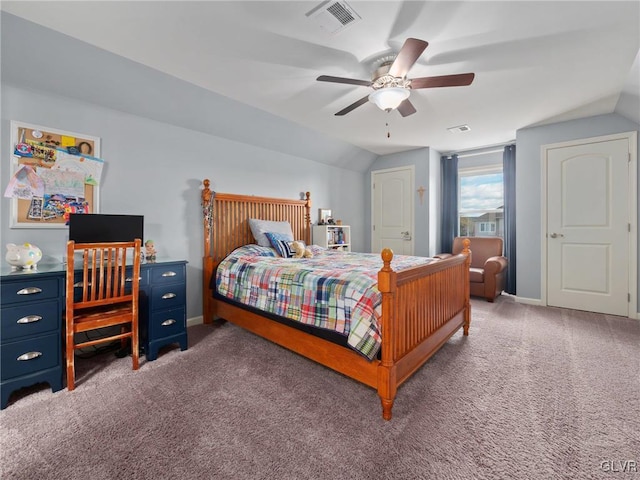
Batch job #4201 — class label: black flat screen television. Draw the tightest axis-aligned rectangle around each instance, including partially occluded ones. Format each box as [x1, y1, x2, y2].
[68, 214, 144, 243]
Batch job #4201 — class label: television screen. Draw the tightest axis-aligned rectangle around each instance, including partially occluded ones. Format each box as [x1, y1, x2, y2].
[68, 214, 144, 243]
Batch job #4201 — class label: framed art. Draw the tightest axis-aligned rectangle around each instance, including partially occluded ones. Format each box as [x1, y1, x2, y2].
[318, 208, 332, 225]
[8, 121, 102, 229]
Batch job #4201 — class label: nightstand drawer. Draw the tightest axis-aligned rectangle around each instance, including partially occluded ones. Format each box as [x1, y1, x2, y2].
[149, 307, 186, 339]
[151, 284, 186, 311]
[1, 278, 60, 305]
[1, 334, 60, 381]
[149, 265, 185, 285]
[1, 300, 60, 341]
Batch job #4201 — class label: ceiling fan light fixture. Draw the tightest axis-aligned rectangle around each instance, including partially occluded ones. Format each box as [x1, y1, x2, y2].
[368, 87, 410, 112]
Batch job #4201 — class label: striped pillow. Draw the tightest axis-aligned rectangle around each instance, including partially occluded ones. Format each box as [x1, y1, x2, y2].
[264, 232, 296, 258]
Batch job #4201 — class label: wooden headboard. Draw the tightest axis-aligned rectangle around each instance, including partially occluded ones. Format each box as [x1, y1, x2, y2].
[200, 179, 311, 322]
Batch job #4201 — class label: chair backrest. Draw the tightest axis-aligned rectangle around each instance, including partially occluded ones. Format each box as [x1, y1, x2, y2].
[452, 237, 503, 268]
[66, 240, 142, 312]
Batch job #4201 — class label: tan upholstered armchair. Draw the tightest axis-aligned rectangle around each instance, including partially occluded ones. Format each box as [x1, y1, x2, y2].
[435, 237, 508, 302]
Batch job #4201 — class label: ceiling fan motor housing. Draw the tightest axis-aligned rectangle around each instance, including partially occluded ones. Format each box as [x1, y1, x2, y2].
[371, 62, 411, 90]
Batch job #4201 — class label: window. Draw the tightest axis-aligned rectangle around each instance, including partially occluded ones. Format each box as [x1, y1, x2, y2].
[458, 166, 504, 238]
[479, 222, 496, 233]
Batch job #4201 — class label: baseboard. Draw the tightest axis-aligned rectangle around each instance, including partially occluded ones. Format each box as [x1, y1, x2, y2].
[514, 296, 543, 306]
[187, 315, 203, 327]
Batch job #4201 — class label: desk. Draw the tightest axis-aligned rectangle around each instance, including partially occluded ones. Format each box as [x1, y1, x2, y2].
[1, 259, 188, 409]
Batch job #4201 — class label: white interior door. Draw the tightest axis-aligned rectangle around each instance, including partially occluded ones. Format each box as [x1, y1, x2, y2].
[371, 166, 414, 255]
[546, 137, 632, 316]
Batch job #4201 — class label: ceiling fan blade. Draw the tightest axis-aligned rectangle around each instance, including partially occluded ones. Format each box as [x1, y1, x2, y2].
[388, 38, 429, 78]
[317, 75, 372, 87]
[335, 95, 370, 116]
[397, 99, 417, 117]
[410, 73, 475, 89]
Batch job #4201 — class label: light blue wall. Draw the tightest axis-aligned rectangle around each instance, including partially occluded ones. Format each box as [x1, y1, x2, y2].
[515, 113, 639, 310]
[366, 147, 435, 257]
[0, 14, 374, 320]
[428, 147, 441, 255]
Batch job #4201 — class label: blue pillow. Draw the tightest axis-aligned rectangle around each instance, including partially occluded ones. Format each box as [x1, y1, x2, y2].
[264, 232, 296, 258]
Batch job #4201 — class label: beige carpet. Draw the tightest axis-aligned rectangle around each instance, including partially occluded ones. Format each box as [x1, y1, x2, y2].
[1, 297, 639, 479]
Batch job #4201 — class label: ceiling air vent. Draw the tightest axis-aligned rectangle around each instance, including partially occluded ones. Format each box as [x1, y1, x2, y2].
[447, 125, 471, 133]
[306, 1, 361, 35]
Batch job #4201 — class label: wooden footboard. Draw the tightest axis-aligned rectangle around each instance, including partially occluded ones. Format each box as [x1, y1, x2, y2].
[200, 179, 470, 420]
[377, 245, 470, 419]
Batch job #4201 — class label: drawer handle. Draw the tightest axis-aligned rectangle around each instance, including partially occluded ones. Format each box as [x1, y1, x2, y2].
[73, 281, 91, 288]
[161, 319, 176, 326]
[161, 271, 177, 277]
[125, 277, 142, 282]
[17, 287, 42, 295]
[161, 293, 177, 300]
[17, 351, 42, 361]
[17, 315, 42, 324]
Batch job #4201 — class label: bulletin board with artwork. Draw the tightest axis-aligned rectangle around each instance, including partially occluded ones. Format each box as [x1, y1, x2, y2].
[5, 121, 104, 229]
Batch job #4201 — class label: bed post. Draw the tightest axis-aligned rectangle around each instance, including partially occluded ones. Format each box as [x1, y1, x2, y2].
[304, 192, 311, 245]
[202, 179, 214, 324]
[377, 248, 397, 421]
[462, 238, 472, 335]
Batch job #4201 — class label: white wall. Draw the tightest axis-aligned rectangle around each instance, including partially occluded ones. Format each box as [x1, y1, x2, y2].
[515, 113, 639, 311]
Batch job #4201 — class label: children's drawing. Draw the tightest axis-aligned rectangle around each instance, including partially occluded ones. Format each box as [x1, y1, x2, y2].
[53, 149, 105, 185]
[3, 165, 45, 199]
[37, 168, 85, 197]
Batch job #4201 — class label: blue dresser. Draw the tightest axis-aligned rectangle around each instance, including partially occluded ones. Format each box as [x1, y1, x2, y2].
[143, 261, 188, 361]
[1, 266, 64, 409]
[1, 259, 188, 408]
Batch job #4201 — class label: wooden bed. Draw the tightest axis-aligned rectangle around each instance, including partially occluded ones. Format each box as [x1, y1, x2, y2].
[201, 179, 471, 420]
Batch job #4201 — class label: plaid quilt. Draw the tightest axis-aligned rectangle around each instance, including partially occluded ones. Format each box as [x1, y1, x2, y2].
[215, 244, 434, 359]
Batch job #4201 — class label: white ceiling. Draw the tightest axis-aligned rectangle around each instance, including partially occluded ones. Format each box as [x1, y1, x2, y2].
[2, 1, 639, 156]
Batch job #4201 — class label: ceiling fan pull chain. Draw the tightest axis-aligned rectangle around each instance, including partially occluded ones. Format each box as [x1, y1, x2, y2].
[386, 122, 391, 139]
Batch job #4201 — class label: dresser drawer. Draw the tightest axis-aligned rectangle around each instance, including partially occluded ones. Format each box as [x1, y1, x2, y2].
[1, 278, 60, 305]
[1, 334, 60, 381]
[149, 265, 185, 285]
[151, 284, 186, 311]
[130, 267, 149, 287]
[149, 307, 186, 339]
[1, 300, 60, 341]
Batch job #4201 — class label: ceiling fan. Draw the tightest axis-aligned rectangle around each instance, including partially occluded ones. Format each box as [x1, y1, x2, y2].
[317, 38, 475, 117]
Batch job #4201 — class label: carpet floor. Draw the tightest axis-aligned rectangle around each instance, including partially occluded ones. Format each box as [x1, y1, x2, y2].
[1, 297, 639, 479]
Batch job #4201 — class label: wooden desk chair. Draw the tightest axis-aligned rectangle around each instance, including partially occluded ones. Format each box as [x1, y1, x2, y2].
[65, 239, 142, 390]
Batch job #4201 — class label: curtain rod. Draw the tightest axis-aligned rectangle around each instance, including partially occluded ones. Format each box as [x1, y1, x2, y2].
[456, 148, 504, 159]
[443, 140, 515, 159]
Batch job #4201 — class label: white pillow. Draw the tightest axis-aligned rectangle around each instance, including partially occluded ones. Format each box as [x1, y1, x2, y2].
[248, 219, 293, 247]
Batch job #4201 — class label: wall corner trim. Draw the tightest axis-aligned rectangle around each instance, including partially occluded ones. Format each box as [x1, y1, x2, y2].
[187, 316, 204, 327]
[514, 296, 544, 306]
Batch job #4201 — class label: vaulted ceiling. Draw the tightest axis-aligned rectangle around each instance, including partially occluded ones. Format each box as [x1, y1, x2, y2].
[2, 1, 639, 155]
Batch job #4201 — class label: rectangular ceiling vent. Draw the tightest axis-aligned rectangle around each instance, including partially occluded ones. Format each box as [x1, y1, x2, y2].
[306, 1, 361, 35]
[447, 124, 471, 133]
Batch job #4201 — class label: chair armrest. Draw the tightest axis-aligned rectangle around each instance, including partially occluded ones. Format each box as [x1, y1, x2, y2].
[433, 253, 453, 260]
[484, 256, 508, 274]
